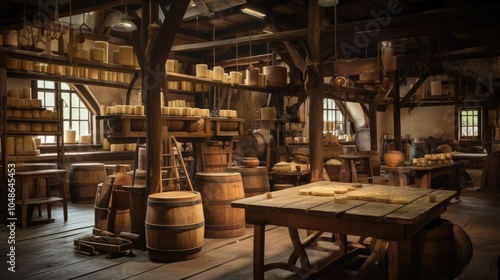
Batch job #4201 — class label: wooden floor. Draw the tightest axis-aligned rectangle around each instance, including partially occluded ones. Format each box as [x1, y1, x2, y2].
[1, 170, 499, 280]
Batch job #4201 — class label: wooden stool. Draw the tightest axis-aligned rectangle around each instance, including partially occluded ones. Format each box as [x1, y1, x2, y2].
[338, 154, 374, 183]
[15, 169, 68, 228]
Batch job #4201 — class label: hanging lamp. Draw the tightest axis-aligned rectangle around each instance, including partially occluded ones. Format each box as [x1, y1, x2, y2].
[111, 4, 137, 32]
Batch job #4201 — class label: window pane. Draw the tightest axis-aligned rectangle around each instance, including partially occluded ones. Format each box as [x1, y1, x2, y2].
[72, 108, 80, 119]
[63, 107, 70, 119]
[45, 81, 55, 89]
[80, 108, 89, 120]
[61, 83, 70, 90]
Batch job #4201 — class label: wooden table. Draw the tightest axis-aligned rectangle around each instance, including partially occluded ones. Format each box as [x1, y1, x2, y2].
[232, 182, 456, 280]
[338, 154, 373, 183]
[381, 163, 460, 197]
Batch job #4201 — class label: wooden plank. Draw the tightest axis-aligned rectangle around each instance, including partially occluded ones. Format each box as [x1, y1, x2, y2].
[384, 189, 457, 224]
[306, 199, 368, 217]
[343, 201, 404, 222]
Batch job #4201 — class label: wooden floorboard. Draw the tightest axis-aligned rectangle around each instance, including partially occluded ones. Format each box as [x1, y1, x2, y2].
[1, 177, 499, 280]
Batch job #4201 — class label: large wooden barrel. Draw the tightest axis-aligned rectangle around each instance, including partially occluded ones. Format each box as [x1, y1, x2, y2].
[145, 191, 204, 262]
[399, 218, 458, 280]
[194, 172, 245, 238]
[69, 163, 106, 203]
[226, 166, 270, 198]
[453, 223, 473, 277]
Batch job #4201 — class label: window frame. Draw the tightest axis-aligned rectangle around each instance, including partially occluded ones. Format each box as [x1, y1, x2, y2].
[458, 107, 481, 141]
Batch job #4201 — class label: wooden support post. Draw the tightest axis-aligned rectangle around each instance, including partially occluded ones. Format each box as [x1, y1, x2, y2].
[392, 70, 402, 151]
[369, 97, 378, 151]
[307, 0, 324, 183]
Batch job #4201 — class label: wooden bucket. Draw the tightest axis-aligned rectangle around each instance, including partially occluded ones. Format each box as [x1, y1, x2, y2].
[94, 191, 130, 236]
[194, 172, 245, 238]
[399, 218, 458, 280]
[226, 166, 270, 198]
[145, 191, 205, 262]
[69, 163, 106, 203]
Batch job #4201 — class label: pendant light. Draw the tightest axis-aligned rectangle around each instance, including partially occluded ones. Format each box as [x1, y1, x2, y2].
[111, 4, 137, 32]
[318, 0, 339, 8]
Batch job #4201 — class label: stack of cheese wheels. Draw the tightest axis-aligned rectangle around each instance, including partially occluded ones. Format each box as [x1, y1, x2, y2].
[3, 30, 18, 47]
[196, 64, 208, 78]
[230, 71, 243, 85]
[246, 68, 260, 86]
[90, 47, 105, 62]
[213, 66, 224, 81]
[118, 46, 134, 66]
[263, 66, 287, 87]
[166, 59, 180, 89]
[94, 41, 109, 61]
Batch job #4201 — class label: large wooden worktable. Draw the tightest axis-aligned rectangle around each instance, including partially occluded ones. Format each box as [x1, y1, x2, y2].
[232, 182, 457, 280]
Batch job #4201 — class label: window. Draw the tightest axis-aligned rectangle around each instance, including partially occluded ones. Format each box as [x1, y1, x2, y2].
[323, 98, 349, 134]
[459, 108, 481, 140]
[36, 81, 91, 143]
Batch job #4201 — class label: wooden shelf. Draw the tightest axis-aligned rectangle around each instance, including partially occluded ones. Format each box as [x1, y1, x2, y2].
[0, 47, 139, 74]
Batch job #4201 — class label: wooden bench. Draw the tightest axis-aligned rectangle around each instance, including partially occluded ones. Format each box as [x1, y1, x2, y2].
[15, 169, 68, 228]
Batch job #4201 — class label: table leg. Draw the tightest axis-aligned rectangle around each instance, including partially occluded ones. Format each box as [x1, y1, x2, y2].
[254, 224, 265, 280]
[350, 160, 358, 183]
[365, 159, 373, 183]
[387, 241, 400, 280]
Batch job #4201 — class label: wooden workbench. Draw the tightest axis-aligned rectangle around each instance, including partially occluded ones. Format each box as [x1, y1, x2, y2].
[232, 182, 457, 280]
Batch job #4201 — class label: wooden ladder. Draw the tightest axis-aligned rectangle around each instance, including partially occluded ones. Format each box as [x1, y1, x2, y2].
[160, 127, 194, 192]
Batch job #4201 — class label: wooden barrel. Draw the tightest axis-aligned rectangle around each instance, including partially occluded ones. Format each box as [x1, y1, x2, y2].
[198, 142, 231, 173]
[273, 184, 294, 191]
[399, 218, 457, 280]
[194, 172, 245, 238]
[145, 191, 204, 262]
[69, 163, 106, 203]
[226, 166, 270, 198]
[453, 223, 473, 277]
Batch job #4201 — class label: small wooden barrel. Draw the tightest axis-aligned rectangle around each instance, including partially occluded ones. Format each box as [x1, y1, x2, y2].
[198, 142, 231, 173]
[399, 218, 458, 280]
[145, 191, 205, 262]
[69, 163, 106, 203]
[226, 166, 270, 198]
[194, 172, 245, 238]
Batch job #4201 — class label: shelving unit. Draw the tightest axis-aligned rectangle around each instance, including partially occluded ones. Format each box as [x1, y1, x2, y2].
[1, 97, 66, 227]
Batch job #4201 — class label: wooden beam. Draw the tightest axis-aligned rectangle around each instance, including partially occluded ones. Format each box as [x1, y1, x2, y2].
[392, 70, 402, 151]
[144, 0, 191, 195]
[307, 0, 324, 183]
[400, 74, 429, 107]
